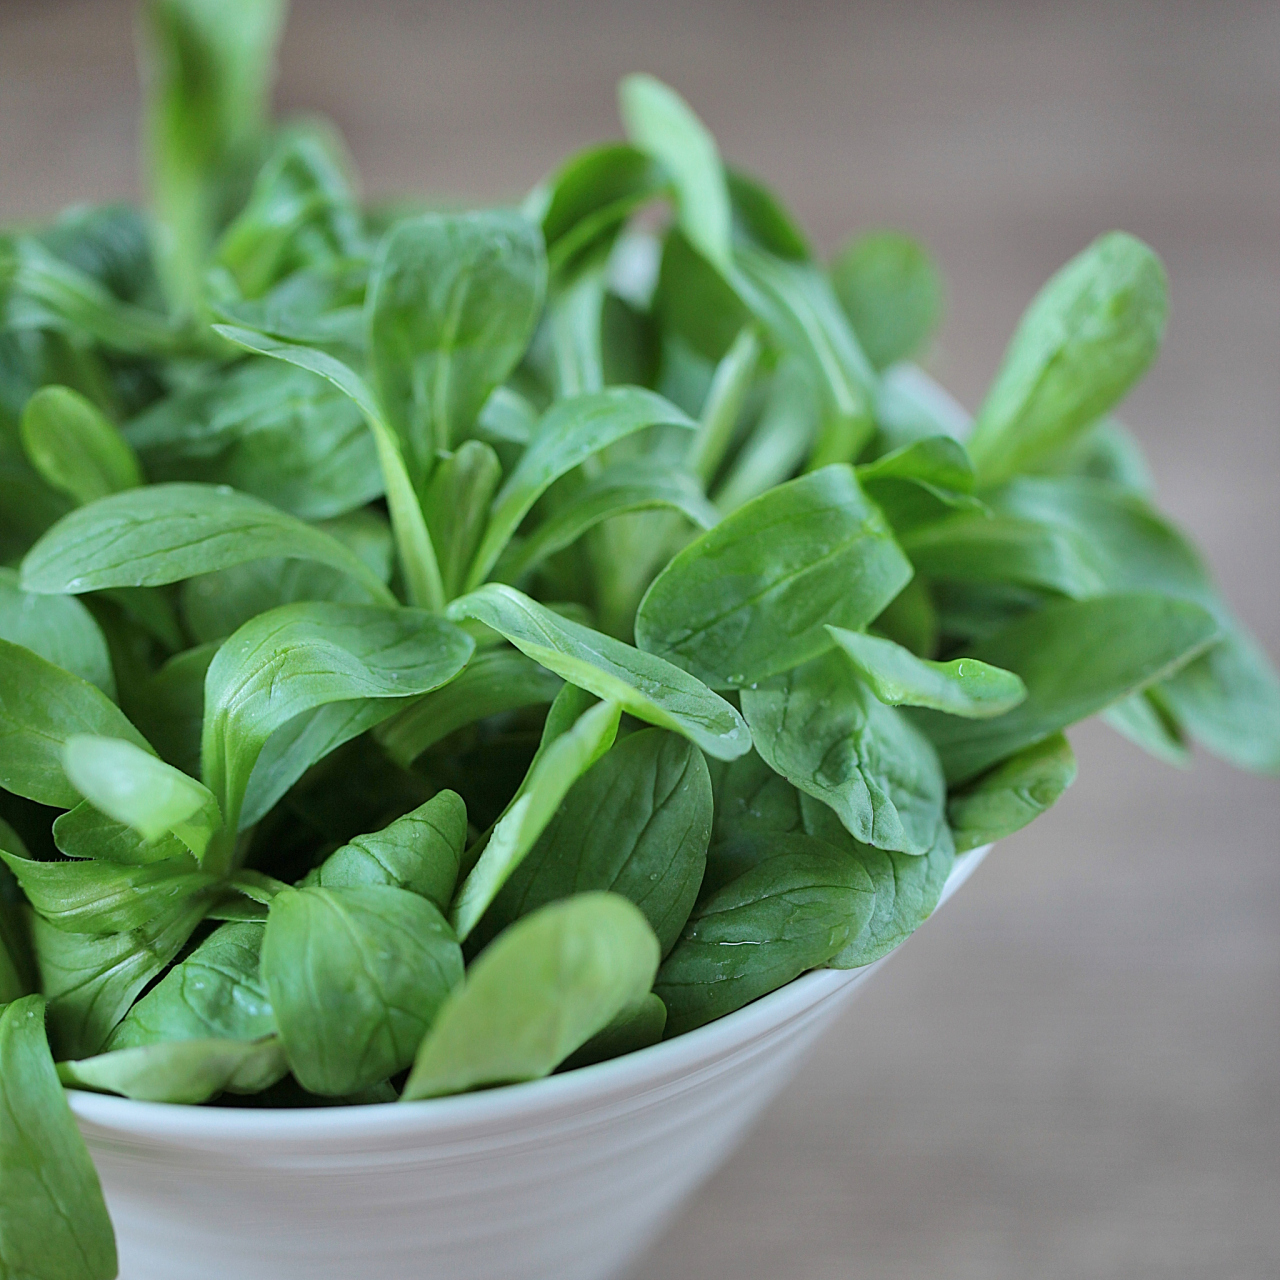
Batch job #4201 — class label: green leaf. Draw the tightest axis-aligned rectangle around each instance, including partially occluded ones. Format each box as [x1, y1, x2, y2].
[62, 734, 222, 858]
[528, 143, 664, 279]
[494, 461, 719, 585]
[375, 647, 563, 768]
[425, 440, 502, 599]
[108, 919, 270, 1049]
[52, 803, 190, 868]
[20, 385, 142, 505]
[34, 895, 210, 1057]
[403, 892, 660, 1099]
[367, 211, 547, 469]
[446, 585, 751, 761]
[200, 602, 473, 845]
[685, 325, 763, 486]
[309, 790, 466, 912]
[636, 465, 913, 689]
[0, 996, 117, 1280]
[0, 638, 151, 808]
[655, 837, 876, 1036]
[826, 626, 1026, 718]
[712, 356, 819, 514]
[58, 1035, 287, 1104]
[1102, 691, 1191, 768]
[181, 513, 393, 644]
[727, 168, 812, 261]
[947, 733, 1078, 852]
[619, 75, 733, 274]
[20, 482, 394, 604]
[212, 325, 447, 610]
[262, 885, 462, 1096]
[916, 593, 1221, 784]
[2, 846, 214, 937]
[450, 697, 621, 941]
[0, 566, 115, 697]
[966, 233, 1168, 485]
[141, 0, 287, 311]
[733, 246, 878, 467]
[474, 728, 712, 956]
[741, 648, 948, 854]
[213, 124, 364, 297]
[466, 387, 695, 591]
[125, 360, 382, 522]
[558, 991, 668, 1071]
[825, 813, 955, 969]
[856, 434, 975, 494]
[831, 231, 944, 370]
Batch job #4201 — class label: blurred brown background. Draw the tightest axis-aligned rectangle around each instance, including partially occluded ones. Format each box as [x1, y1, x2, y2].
[3, 1, 1278, 1276]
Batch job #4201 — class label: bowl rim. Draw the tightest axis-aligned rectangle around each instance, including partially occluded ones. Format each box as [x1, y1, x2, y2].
[68, 845, 990, 1143]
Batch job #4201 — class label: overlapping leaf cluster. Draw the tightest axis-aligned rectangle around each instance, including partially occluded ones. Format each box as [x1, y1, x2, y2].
[1, 2, 1277, 1275]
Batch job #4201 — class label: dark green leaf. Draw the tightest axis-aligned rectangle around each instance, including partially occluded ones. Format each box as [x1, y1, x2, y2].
[916, 593, 1220, 784]
[636, 464, 912, 688]
[947, 733, 1078, 852]
[475, 728, 712, 955]
[656, 838, 875, 1036]
[262, 885, 462, 1096]
[741, 648, 948, 854]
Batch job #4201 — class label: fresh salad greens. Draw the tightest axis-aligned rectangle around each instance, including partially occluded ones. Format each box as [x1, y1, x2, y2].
[1, 1, 1277, 1275]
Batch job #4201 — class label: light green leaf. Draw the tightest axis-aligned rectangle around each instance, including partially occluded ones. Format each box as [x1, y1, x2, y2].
[947, 733, 1078, 852]
[20, 482, 394, 604]
[309, 790, 467, 912]
[967, 233, 1168, 485]
[200, 602, 474, 845]
[446, 584, 751, 760]
[636, 465, 913, 689]
[403, 893, 660, 1099]
[466, 387, 695, 591]
[450, 698, 622, 941]
[425, 440, 502, 599]
[831, 230, 944, 371]
[142, 0, 286, 311]
[368, 210, 546, 469]
[58, 1036, 287, 1104]
[619, 75, 733, 274]
[0, 996, 117, 1280]
[20, 385, 142, 505]
[741, 648, 948, 854]
[0, 638, 151, 808]
[826, 626, 1026, 718]
[0, 566, 115, 697]
[62, 734, 221, 858]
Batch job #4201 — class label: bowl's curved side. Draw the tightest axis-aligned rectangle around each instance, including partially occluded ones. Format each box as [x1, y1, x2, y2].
[71, 845, 989, 1280]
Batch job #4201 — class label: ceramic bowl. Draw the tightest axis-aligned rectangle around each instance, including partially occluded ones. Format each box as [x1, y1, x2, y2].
[71, 845, 989, 1280]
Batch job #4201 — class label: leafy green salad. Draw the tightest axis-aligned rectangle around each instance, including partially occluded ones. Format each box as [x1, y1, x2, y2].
[2, 1, 1277, 1275]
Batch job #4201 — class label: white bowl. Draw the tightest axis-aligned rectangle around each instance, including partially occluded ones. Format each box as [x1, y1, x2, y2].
[71, 846, 989, 1280]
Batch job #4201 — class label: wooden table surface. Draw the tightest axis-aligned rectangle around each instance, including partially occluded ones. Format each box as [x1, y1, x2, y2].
[3, 2, 1277, 1276]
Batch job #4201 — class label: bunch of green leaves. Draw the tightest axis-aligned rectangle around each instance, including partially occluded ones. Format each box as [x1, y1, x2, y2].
[1, 3, 1276, 1276]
